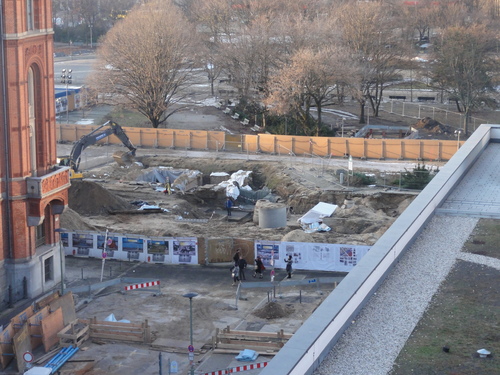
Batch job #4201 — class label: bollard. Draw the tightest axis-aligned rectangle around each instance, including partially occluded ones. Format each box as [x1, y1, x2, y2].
[81, 268, 84, 280]
[23, 277, 28, 299]
[300, 290, 302, 304]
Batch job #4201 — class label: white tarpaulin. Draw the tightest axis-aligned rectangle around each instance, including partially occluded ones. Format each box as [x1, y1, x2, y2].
[215, 170, 252, 199]
[298, 202, 338, 224]
[298, 202, 338, 232]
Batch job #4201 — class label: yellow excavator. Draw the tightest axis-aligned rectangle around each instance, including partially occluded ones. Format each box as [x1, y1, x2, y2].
[58, 121, 137, 179]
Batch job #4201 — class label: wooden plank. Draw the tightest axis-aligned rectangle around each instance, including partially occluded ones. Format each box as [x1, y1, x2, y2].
[13, 323, 31, 374]
[28, 306, 50, 350]
[41, 307, 65, 352]
[90, 321, 144, 328]
[218, 334, 290, 342]
[220, 328, 292, 339]
[11, 305, 34, 333]
[0, 323, 15, 370]
[220, 339, 284, 348]
[215, 342, 281, 352]
[89, 332, 144, 342]
[87, 318, 149, 343]
[36, 291, 60, 309]
[48, 292, 77, 326]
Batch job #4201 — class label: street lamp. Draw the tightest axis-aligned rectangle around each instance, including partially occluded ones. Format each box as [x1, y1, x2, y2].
[183, 292, 198, 375]
[61, 68, 72, 123]
[89, 23, 93, 48]
[54, 228, 68, 295]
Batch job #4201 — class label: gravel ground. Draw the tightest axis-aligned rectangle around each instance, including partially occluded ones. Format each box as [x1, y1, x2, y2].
[313, 215, 482, 375]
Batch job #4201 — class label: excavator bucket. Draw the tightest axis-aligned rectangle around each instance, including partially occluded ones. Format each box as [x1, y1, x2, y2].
[113, 151, 136, 167]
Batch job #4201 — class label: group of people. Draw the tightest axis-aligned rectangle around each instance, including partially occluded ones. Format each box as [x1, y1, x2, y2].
[230, 249, 293, 285]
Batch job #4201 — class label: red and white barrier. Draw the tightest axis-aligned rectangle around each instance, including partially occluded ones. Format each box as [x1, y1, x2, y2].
[124, 280, 160, 291]
[201, 362, 268, 375]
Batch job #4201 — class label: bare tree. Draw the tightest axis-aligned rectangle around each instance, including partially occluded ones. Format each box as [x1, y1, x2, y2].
[338, 2, 405, 123]
[266, 46, 356, 136]
[431, 24, 496, 135]
[191, 0, 234, 97]
[88, 0, 196, 128]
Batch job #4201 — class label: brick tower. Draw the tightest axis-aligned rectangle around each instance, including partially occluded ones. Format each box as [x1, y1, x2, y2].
[1, 0, 70, 307]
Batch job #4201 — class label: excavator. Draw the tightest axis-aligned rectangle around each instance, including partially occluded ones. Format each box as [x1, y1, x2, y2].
[58, 120, 137, 179]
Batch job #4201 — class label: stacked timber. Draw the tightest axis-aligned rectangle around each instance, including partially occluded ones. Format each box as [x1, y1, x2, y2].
[212, 326, 292, 354]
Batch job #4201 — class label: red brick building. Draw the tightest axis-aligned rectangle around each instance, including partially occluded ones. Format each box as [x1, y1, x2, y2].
[1, 0, 70, 307]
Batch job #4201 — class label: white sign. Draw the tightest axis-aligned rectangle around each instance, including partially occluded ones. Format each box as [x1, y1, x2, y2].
[170, 360, 178, 373]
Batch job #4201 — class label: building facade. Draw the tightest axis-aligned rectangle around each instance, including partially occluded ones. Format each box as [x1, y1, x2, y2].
[1, 0, 70, 307]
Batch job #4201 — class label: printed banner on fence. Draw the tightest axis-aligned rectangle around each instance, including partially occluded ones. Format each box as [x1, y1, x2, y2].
[255, 240, 370, 272]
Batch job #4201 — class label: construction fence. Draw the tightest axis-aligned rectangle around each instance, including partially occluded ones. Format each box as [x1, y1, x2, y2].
[380, 100, 491, 134]
[57, 124, 463, 162]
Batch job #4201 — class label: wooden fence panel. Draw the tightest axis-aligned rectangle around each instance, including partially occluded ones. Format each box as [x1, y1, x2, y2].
[56, 125, 462, 162]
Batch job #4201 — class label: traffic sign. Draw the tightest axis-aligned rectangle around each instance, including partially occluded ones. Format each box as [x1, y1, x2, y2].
[23, 351, 34, 363]
[102, 252, 107, 259]
[188, 344, 194, 352]
[188, 352, 194, 361]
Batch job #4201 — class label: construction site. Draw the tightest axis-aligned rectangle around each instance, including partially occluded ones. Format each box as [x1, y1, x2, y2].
[1, 103, 448, 374]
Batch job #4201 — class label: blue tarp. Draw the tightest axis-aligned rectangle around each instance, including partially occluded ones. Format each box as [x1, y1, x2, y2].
[235, 349, 259, 361]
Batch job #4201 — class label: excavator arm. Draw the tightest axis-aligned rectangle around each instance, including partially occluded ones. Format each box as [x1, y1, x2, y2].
[64, 121, 137, 172]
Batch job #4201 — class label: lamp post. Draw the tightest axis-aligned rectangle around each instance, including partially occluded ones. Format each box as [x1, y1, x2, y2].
[54, 228, 68, 295]
[89, 23, 93, 48]
[183, 292, 198, 375]
[61, 68, 72, 123]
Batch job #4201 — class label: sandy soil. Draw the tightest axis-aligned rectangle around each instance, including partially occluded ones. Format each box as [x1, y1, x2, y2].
[60, 153, 417, 246]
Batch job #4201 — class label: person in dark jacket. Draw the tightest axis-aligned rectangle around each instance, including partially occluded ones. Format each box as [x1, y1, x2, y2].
[238, 257, 247, 280]
[285, 255, 293, 278]
[232, 249, 240, 266]
[225, 197, 233, 216]
[253, 256, 265, 279]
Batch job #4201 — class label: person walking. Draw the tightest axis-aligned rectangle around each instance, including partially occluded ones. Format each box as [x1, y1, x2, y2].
[253, 256, 265, 279]
[231, 264, 240, 286]
[233, 249, 240, 266]
[285, 255, 293, 278]
[238, 257, 247, 280]
[164, 178, 171, 195]
[225, 197, 233, 217]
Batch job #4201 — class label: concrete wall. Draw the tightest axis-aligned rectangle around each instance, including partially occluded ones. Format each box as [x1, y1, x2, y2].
[56, 124, 462, 161]
[260, 124, 499, 375]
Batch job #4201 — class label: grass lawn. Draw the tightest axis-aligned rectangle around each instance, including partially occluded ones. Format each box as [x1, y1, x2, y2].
[391, 219, 500, 375]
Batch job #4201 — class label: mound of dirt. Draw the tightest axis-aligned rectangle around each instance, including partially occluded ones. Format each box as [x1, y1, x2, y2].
[281, 229, 314, 243]
[60, 207, 98, 231]
[68, 180, 134, 216]
[413, 117, 452, 134]
[253, 301, 294, 319]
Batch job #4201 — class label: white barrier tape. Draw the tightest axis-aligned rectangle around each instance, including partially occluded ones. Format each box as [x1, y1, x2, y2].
[201, 362, 268, 375]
